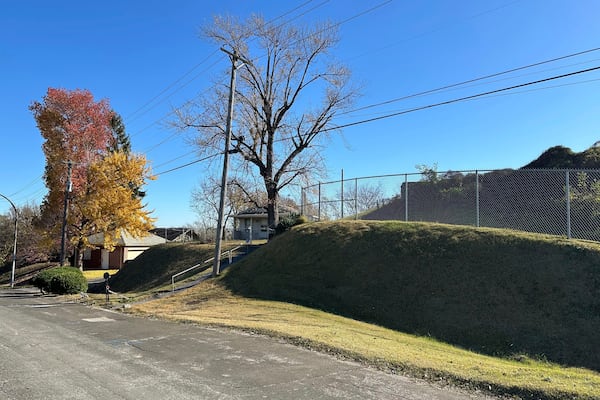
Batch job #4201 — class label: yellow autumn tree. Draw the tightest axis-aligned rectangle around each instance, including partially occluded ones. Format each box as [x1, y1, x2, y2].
[70, 151, 155, 267]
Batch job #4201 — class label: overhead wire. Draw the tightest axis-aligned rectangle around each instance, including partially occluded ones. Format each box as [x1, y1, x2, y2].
[153, 149, 199, 169]
[154, 63, 600, 176]
[125, 49, 221, 124]
[126, 1, 327, 124]
[138, 0, 396, 161]
[323, 65, 600, 132]
[154, 153, 222, 176]
[482, 77, 600, 99]
[134, 4, 600, 178]
[128, 0, 337, 166]
[340, 47, 600, 116]
[345, 0, 523, 64]
[127, 0, 329, 137]
[8, 174, 44, 198]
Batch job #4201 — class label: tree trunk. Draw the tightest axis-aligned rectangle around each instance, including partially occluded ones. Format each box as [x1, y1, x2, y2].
[74, 241, 84, 271]
[266, 185, 279, 235]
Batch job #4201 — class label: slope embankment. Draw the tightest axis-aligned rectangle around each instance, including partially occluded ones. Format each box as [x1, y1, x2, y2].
[222, 220, 600, 371]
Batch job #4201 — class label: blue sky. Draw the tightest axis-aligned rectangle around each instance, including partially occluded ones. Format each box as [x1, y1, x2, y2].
[2, 0, 599, 226]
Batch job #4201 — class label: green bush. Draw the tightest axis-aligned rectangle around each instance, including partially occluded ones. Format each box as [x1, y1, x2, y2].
[275, 213, 308, 234]
[32, 267, 87, 294]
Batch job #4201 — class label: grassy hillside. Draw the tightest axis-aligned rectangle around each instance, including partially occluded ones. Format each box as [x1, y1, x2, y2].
[108, 242, 237, 292]
[222, 221, 600, 371]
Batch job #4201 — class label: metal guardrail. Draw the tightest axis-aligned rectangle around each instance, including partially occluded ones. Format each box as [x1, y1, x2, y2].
[171, 246, 241, 292]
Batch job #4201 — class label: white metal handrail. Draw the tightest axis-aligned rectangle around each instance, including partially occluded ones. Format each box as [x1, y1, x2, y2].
[171, 246, 242, 292]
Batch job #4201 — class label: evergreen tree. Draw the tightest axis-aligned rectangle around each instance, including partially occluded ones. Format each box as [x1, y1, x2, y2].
[109, 113, 131, 154]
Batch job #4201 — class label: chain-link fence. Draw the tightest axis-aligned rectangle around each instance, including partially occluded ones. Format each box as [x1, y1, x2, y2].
[301, 169, 600, 241]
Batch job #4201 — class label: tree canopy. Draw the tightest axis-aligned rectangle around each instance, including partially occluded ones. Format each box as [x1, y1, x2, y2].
[31, 88, 155, 265]
[177, 15, 358, 228]
[522, 144, 600, 169]
[75, 151, 155, 252]
[31, 88, 114, 231]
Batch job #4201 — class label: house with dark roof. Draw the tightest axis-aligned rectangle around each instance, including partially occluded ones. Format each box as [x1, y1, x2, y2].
[233, 206, 298, 241]
[82, 232, 166, 269]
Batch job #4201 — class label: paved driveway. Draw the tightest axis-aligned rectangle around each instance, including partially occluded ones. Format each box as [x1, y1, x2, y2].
[0, 287, 496, 399]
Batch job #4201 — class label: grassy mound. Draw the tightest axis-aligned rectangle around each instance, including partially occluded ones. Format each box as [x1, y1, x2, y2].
[222, 220, 600, 371]
[108, 243, 222, 292]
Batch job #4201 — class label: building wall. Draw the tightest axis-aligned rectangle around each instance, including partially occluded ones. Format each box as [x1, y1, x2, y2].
[234, 217, 269, 240]
[83, 246, 149, 269]
[108, 247, 124, 269]
[125, 247, 150, 262]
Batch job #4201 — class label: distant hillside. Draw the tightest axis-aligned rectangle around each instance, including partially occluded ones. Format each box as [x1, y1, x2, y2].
[522, 144, 600, 169]
[222, 221, 600, 371]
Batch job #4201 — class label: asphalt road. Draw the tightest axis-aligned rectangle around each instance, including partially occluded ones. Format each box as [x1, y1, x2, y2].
[0, 287, 497, 400]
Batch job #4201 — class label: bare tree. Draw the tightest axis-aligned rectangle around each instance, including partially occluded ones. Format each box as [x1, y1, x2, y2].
[177, 15, 358, 229]
[191, 176, 265, 239]
[343, 181, 385, 217]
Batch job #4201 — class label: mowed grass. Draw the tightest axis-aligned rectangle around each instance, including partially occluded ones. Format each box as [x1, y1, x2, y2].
[82, 269, 119, 281]
[122, 221, 600, 399]
[133, 282, 600, 400]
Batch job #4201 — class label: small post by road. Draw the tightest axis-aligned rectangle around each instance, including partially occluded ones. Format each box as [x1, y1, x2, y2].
[104, 272, 110, 304]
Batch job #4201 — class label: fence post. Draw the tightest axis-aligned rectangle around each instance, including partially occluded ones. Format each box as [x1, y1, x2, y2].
[300, 187, 304, 216]
[565, 170, 571, 239]
[318, 182, 321, 221]
[475, 170, 480, 227]
[404, 174, 409, 221]
[341, 169, 344, 219]
[354, 178, 358, 220]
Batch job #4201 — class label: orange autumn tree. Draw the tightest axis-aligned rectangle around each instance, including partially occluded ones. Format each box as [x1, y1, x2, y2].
[31, 88, 155, 266]
[31, 88, 113, 227]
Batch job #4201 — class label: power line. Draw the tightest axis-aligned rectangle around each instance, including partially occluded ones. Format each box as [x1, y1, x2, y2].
[345, 0, 523, 64]
[154, 153, 222, 176]
[151, 61, 600, 177]
[268, 0, 327, 26]
[125, 49, 221, 123]
[153, 149, 198, 169]
[340, 46, 600, 116]
[325, 65, 600, 132]
[481, 77, 600, 99]
[144, 5, 600, 177]
[125, 1, 328, 129]
[130, 1, 393, 148]
[8, 174, 44, 197]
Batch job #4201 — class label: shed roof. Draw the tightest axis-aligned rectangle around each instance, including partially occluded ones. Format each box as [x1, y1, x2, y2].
[87, 231, 166, 247]
[234, 205, 299, 219]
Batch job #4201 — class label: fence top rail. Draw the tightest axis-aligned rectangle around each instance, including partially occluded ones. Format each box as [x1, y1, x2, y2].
[301, 168, 600, 191]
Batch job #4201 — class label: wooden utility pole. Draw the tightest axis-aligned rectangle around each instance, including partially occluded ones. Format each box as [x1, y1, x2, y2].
[213, 48, 250, 277]
[59, 161, 73, 266]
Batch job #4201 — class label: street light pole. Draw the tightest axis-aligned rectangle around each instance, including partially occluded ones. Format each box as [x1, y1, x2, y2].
[212, 47, 250, 278]
[0, 193, 18, 288]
